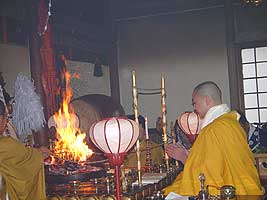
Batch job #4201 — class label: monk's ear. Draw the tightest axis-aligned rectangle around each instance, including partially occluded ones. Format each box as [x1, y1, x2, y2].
[204, 96, 213, 107]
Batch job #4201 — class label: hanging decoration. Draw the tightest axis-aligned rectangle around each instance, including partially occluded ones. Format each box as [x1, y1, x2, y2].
[38, 0, 52, 36]
[39, 0, 59, 118]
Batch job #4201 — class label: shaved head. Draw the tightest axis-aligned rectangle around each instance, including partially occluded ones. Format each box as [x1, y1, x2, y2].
[193, 81, 222, 105]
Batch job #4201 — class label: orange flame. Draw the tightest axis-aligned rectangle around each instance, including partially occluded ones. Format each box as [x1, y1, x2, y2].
[51, 155, 56, 165]
[53, 70, 93, 162]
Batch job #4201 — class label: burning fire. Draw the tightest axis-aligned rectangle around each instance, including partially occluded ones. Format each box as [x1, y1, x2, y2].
[53, 70, 93, 162]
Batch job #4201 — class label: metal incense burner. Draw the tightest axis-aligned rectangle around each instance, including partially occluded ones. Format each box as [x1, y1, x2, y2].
[194, 173, 236, 200]
[197, 173, 208, 200]
[220, 185, 236, 200]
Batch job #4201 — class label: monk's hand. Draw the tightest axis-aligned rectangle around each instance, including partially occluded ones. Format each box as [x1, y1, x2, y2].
[38, 146, 51, 159]
[165, 143, 188, 164]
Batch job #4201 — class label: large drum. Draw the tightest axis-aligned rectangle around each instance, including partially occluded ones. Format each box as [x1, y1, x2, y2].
[71, 94, 125, 151]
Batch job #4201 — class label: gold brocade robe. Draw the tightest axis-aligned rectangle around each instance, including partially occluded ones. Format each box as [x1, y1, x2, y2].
[124, 140, 164, 169]
[0, 136, 46, 200]
[164, 112, 262, 196]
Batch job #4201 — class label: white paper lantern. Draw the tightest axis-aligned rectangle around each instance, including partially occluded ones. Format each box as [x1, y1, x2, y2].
[89, 117, 139, 200]
[89, 117, 139, 155]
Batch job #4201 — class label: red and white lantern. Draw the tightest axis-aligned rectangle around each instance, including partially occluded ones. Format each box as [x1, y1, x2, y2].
[89, 117, 139, 200]
[178, 111, 201, 144]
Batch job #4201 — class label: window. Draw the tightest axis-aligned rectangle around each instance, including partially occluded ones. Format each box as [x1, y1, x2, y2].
[241, 47, 267, 124]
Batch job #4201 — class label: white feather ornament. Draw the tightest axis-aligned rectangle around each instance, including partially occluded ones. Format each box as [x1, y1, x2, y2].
[13, 73, 46, 135]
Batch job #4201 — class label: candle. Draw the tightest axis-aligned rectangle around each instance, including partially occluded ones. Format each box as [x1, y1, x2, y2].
[145, 117, 149, 140]
[132, 70, 142, 186]
[161, 76, 169, 171]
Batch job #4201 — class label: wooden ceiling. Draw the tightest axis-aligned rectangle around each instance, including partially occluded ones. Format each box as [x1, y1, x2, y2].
[52, 0, 225, 24]
[2, 0, 260, 64]
[50, 0, 228, 63]
[113, 0, 225, 20]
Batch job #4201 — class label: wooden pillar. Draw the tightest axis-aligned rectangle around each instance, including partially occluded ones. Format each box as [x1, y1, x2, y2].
[27, 0, 49, 146]
[109, 45, 120, 104]
[224, 0, 244, 110]
[108, 0, 121, 104]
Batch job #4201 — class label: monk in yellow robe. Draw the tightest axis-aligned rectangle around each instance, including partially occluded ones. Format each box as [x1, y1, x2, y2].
[164, 81, 262, 196]
[0, 100, 48, 200]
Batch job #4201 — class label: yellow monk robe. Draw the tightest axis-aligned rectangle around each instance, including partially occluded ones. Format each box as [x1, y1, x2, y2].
[0, 136, 46, 200]
[164, 112, 262, 196]
[124, 140, 163, 169]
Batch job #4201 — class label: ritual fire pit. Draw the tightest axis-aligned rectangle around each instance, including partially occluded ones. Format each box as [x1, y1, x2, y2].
[45, 153, 108, 184]
[45, 71, 109, 186]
